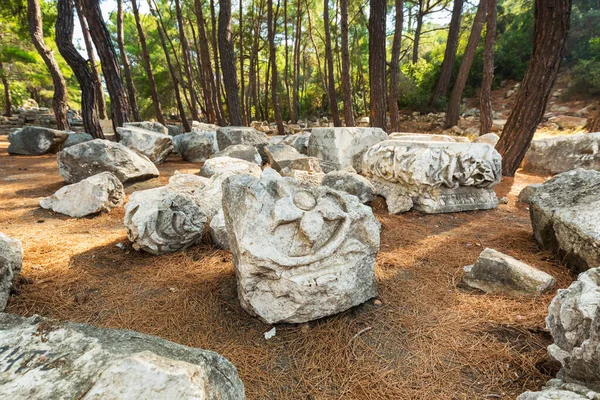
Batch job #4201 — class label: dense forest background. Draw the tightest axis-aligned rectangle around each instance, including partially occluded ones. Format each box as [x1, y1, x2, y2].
[0, 0, 599, 123]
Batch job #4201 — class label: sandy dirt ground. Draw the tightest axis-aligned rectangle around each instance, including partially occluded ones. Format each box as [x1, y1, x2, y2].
[0, 131, 579, 399]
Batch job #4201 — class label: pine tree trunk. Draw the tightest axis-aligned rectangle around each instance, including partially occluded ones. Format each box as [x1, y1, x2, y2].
[480, 0, 496, 135]
[368, 0, 386, 130]
[131, 0, 165, 124]
[116, 0, 140, 122]
[194, 0, 219, 124]
[430, 0, 463, 106]
[239, 0, 247, 125]
[388, 0, 403, 132]
[412, 5, 423, 64]
[306, 0, 328, 95]
[284, 0, 291, 121]
[0, 62, 11, 117]
[219, 0, 244, 125]
[496, 0, 573, 176]
[291, 0, 302, 123]
[74, 0, 106, 120]
[210, 0, 226, 122]
[173, 0, 200, 122]
[323, 0, 342, 126]
[268, 0, 285, 134]
[585, 110, 600, 132]
[444, 0, 488, 128]
[28, 0, 69, 131]
[149, 3, 191, 132]
[56, 0, 104, 139]
[340, 0, 354, 126]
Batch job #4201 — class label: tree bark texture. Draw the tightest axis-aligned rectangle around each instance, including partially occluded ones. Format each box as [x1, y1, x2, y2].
[219, 0, 244, 125]
[323, 0, 342, 126]
[388, 0, 404, 132]
[340, 0, 354, 126]
[368, 0, 386, 130]
[116, 0, 140, 122]
[479, 0, 497, 135]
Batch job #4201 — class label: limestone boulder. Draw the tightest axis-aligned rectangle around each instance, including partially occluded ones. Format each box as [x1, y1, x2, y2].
[308, 127, 388, 173]
[192, 121, 220, 132]
[362, 140, 501, 214]
[518, 183, 543, 204]
[57, 139, 159, 184]
[178, 131, 218, 163]
[200, 156, 262, 178]
[0, 232, 23, 311]
[124, 187, 207, 254]
[473, 133, 500, 146]
[518, 380, 595, 400]
[522, 132, 600, 175]
[389, 132, 463, 142]
[117, 126, 173, 164]
[0, 314, 244, 399]
[8, 126, 68, 155]
[212, 144, 262, 165]
[167, 173, 209, 193]
[215, 126, 268, 158]
[265, 144, 307, 171]
[322, 171, 376, 204]
[123, 121, 169, 135]
[282, 131, 311, 154]
[547, 268, 600, 391]
[548, 115, 588, 130]
[167, 124, 183, 137]
[40, 172, 124, 218]
[209, 210, 229, 249]
[463, 248, 555, 296]
[222, 173, 380, 324]
[280, 157, 325, 186]
[64, 132, 93, 148]
[529, 169, 600, 272]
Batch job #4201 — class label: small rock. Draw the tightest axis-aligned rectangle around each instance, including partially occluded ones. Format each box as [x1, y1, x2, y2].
[264, 327, 276, 340]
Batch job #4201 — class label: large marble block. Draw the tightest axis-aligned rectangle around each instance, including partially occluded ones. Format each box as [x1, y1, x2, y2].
[523, 132, 600, 175]
[222, 174, 380, 324]
[307, 127, 388, 173]
[362, 140, 502, 214]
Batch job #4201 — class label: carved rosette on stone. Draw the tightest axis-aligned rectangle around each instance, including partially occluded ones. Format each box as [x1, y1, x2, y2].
[222, 174, 380, 324]
[362, 140, 502, 214]
[124, 187, 207, 255]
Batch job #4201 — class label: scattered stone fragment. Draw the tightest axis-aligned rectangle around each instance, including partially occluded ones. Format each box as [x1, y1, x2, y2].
[322, 171, 376, 203]
[57, 139, 159, 184]
[282, 131, 311, 154]
[64, 132, 93, 148]
[178, 131, 218, 163]
[547, 268, 600, 392]
[473, 133, 500, 146]
[209, 209, 229, 249]
[308, 127, 388, 173]
[117, 126, 174, 164]
[264, 144, 307, 171]
[518, 184, 542, 204]
[362, 140, 501, 214]
[222, 173, 380, 324]
[0, 313, 244, 399]
[40, 172, 124, 218]
[8, 126, 68, 155]
[200, 156, 262, 178]
[523, 132, 600, 175]
[463, 248, 555, 296]
[124, 187, 207, 255]
[123, 121, 169, 135]
[529, 169, 600, 272]
[0, 232, 23, 311]
[216, 126, 268, 159]
[213, 144, 262, 165]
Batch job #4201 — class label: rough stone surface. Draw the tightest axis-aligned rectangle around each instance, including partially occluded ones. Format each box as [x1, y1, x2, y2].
[282, 132, 311, 154]
[57, 139, 159, 184]
[8, 126, 68, 155]
[167, 124, 183, 137]
[265, 144, 307, 171]
[463, 248, 555, 296]
[518, 379, 596, 400]
[209, 209, 229, 249]
[362, 140, 501, 214]
[213, 144, 262, 165]
[473, 133, 500, 146]
[40, 172, 125, 218]
[547, 268, 600, 391]
[0, 313, 244, 400]
[167, 173, 209, 193]
[523, 132, 600, 175]
[192, 121, 220, 132]
[200, 156, 262, 178]
[0, 232, 23, 311]
[216, 126, 268, 156]
[322, 171, 376, 204]
[124, 121, 169, 135]
[64, 132, 93, 148]
[519, 184, 543, 204]
[389, 132, 463, 142]
[117, 126, 174, 164]
[222, 173, 380, 324]
[178, 131, 218, 163]
[308, 127, 388, 173]
[124, 187, 207, 255]
[529, 169, 600, 272]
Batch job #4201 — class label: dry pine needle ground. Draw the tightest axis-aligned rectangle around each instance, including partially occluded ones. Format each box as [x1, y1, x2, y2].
[0, 137, 574, 399]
